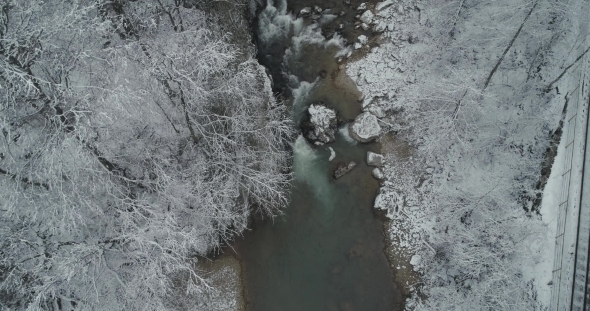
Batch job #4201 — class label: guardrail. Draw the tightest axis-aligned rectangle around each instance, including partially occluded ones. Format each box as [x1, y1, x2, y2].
[568, 57, 590, 311]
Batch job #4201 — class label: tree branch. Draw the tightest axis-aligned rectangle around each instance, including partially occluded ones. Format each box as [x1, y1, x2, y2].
[0, 167, 49, 190]
[483, 0, 539, 91]
[545, 45, 590, 92]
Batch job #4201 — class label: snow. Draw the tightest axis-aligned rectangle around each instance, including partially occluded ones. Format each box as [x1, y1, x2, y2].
[349, 112, 381, 142]
[521, 109, 567, 307]
[547, 31, 590, 308]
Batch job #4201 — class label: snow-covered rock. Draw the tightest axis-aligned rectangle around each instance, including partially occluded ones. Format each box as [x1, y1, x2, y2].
[364, 105, 386, 118]
[311, 13, 322, 20]
[299, 7, 312, 18]
[309, 104, 336, 129]
[377, 10, 389, 18]
[376, 0, 395, 11]
[301, 104, 338, 145]
[365, 74, 377, 84]
[361, 23, 370, 31]
[372, 167, 385, 180]
[334, 161, 357, 179]
[373, 21, 387, 33]
[374, 189, 401, 219]
[361, 96, 373, 108]
[357, 3, 367, 11]
[367, 151, 384, 167]
[358, 35, 368, 44]
[360, 10, 374, 24]
[374, 191, 392, 210]
[410, 255, 422, 266]
[349, 112, 381, 142]
[328, 147, 336, 161]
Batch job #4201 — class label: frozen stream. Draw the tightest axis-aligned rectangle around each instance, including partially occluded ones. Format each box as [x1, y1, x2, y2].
[235, 1, 403, 310]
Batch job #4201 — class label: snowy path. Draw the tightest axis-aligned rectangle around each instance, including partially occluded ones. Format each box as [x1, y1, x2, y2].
[550, 0, 590, 307]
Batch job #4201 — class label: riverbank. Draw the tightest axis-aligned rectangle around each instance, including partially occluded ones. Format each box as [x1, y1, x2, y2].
[197, 254, 246, 311]
[324, 0, 426, 299]
[202, 1, 423, 309]
[346, 0, 583, 309]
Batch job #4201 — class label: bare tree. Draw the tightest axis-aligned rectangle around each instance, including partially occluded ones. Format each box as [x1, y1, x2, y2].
[388, 0, 582, 310]
[0, 0, 292, 310]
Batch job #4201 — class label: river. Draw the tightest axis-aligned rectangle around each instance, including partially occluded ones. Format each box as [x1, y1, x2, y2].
[234, 1, 403, 310]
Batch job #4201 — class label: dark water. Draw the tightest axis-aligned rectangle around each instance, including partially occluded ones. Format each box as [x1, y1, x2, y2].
[236, 1, 402, 310]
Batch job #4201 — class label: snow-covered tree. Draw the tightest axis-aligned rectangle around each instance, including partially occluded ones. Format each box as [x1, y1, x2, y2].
[363, 0, 586, 310]
[0, 0, 291, 310]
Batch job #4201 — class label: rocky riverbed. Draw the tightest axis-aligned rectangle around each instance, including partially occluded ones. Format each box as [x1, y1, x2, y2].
[235, 0, 407, 310]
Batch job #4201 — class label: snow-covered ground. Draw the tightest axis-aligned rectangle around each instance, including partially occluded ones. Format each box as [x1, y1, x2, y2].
[345, 0, 589, 309]
[522, 113, 565, 308]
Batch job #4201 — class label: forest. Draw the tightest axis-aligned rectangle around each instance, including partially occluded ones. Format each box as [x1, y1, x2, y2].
[1, 0, 588, 310]
[0, 0, 292, 309]
[346, 0, 588, 310]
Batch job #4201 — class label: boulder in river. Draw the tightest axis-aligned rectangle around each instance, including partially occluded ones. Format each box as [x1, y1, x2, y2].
[367, 151, 384, 167]
[372, 167, 385, 180]
[349, 112, 382, 142]
[333, 161, 357, 179]
[311, 13, 322, 20]
[301, 103, 338, 145]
